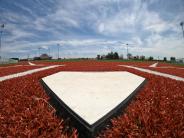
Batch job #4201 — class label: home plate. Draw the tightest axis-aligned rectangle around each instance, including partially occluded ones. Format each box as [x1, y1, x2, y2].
[41, 71, 146, 137]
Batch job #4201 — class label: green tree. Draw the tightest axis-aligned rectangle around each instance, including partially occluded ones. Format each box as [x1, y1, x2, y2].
[114, 52, 119, 59]
[149, 56, 154, 61]
[170, 57, 176, 62]
[163, 57, 167, 61]
[106, 52, 114, 59]
[97, 55, 101, 60]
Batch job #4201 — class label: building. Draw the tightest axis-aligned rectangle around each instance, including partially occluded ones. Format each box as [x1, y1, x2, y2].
[176, 58, 184, 63]
[34, 53, 52, 60]
[40, 53, 52, 60]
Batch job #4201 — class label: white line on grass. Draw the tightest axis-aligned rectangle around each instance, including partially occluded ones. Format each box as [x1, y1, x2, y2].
[154, 66, 184, 69]
[149, 62, 158, 67]
[28, 62, 36, 66]
[0, 65, 23, 69]
[119, 65, 184, 82]
[134, 66, 184, 69]
[27, 62, 44, 66]
[0, 65, 63, 82]
[0, 65, 45, 69]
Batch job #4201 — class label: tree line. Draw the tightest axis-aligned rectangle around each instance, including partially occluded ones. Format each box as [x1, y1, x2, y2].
[97, 52, 120, 60]
[97, 52, 177, 62]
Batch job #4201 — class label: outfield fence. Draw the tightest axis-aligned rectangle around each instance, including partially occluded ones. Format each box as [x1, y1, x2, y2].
[0, 58, 18, 64]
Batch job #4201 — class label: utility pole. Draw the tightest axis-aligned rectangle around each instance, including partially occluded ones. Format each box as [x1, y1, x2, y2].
[180, 21, 184, 38]
[0, 24, 5, 59]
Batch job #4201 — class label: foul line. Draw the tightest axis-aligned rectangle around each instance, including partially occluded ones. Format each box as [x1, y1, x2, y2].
[119, 65, 184, 82]
[28, 61, 36, 66]
[149, 62, 158, 67]
[0, 65, 63, 82]
[0, 65, 23, 69]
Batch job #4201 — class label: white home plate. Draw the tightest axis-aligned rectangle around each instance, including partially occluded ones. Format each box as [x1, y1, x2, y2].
[41, 71, 145, 137]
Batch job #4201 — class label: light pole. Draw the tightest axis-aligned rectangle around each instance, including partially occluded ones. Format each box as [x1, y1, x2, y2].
[119, 41, 125, 58]
[27, 53, 30, 60]
[119, 42, 135, 59]
[0, 24, 5, 59]
[48, 48, 51, 57]
[126, 43, 129, 59]
[125, 43, 135, 59]
[57, 44, 60, 59]
[38, 47, 41, 57]
[180, 21, 184, 38]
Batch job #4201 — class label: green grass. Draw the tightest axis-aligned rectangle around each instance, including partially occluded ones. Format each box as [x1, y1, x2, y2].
[38, 59, 86, 62]
[28, 59, 184, 67]
[37, 59, 150, 63]
[34, 59, 157, 63]
[96, 59, 151, 62]
[167, 62, 184, 67]
[0, 62, 17, 67]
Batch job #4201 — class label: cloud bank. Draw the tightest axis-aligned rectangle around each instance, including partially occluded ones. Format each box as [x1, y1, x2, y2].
[0, 0, 184, 59]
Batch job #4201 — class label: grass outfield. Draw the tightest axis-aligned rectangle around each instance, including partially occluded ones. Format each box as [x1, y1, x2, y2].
[0, 63, 17, 67]
[33, 59, 184, 67]
[44, 59, 149, 62]
[168, 62, 184, 67]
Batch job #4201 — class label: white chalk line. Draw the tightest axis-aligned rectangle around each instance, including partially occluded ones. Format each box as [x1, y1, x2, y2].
[149, 62, 184, 69]
[0, 65, 64, 82]
[154, 66, 184, 69]
[0, 65, 23, 69]
[0, 64, 45, 69]
[28, 61, 36, 66]
[133, 65, 184, 70]
[149, 62, 158, 67]
[119, 65, 184, 82]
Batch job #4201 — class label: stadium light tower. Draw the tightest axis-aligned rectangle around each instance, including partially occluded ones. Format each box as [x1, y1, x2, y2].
[126, 43, 129, 58]
[126, 43, 135, 59]
[119, 42, 135, 59]
[126, 43, 133, 59]
[48, 47, 51, 57]
[0, 24, 5, 59]
[119, 42, 130, 59]
[57, 43, 60, 59]
[38, 47, 42, 56]
[180, 21, 184, 38]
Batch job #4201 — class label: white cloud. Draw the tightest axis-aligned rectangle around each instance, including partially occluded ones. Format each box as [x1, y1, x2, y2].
[1, 0, 184, 59]
[141, 11, 168, 33]
[98, 23, 105, 33]
[139, 34, 184, 58]
[132, 36, 143, 46]
[3, 24, 35, 43]
[97, 12, 136, 35]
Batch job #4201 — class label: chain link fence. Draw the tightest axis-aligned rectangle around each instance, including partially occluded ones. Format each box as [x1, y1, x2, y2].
[0, 58, 18, 64]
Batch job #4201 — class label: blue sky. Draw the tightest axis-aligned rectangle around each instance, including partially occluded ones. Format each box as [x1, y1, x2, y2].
[0, 0, 184, 59]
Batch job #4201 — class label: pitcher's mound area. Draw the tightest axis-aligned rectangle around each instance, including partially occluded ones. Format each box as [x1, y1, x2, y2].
[41, 71, 146, 137]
